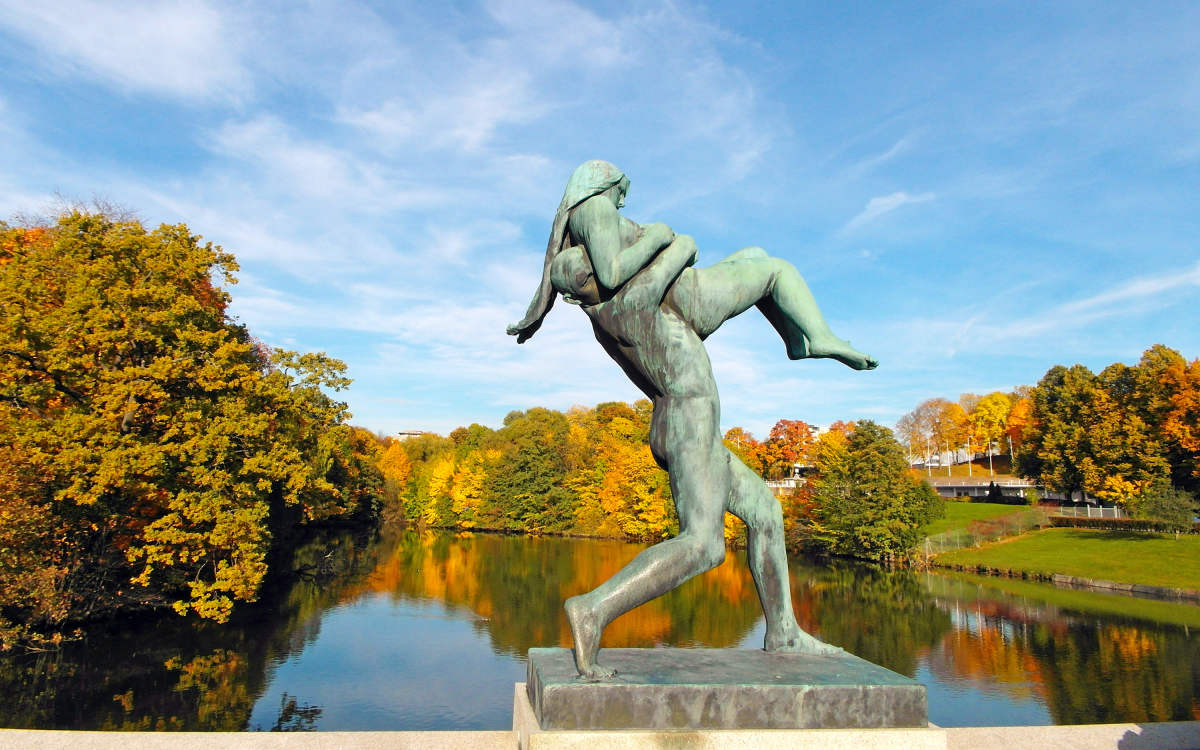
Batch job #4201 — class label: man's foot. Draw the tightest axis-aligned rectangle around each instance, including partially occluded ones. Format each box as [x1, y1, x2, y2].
[565, 595, 616, 680]
[765, 627, 843, 656]
[805, 335, 878, 371]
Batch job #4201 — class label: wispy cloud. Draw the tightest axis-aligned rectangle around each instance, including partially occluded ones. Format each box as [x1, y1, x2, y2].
[885, 259, 1200, 361]
[844, 134, 917, 180]
[995, 260, 1200, 341]
[0, 0, 248, 101]
[5, 1, 1199, 436]
[840, 191, 935, 234]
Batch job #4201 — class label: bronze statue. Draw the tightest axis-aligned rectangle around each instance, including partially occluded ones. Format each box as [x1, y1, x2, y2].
[509, 160, 876, 679]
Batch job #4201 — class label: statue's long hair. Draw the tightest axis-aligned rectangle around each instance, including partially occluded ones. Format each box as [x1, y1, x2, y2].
[507, 160, 625, 343]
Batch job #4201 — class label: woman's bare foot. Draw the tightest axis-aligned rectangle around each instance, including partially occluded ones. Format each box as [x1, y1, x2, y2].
[804, 335, 878, 371]
[565, 595, 616, 680]
[765, 627, 843, 656]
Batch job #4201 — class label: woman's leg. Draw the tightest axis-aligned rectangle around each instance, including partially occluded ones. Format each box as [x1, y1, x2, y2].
[565, 396, 729, 680]
[725, 452, 841, 654]
[668, 252, 877, 370]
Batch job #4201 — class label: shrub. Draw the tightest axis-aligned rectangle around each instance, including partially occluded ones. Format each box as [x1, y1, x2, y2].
[1047, 516, 1200, 534]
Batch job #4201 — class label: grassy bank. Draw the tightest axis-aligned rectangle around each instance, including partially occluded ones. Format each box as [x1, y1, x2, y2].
[934, 527, 1200, 590]
[922, 501, 1025, 537]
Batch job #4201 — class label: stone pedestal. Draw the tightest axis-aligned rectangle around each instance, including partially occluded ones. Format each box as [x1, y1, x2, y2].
[525, 647, 928, 731]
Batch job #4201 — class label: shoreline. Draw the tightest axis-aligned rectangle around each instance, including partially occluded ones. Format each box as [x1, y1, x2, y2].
[932, 561, 1200, 603]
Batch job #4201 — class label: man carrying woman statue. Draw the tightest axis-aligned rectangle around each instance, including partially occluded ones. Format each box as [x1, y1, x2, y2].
[509, 160, 876, 680]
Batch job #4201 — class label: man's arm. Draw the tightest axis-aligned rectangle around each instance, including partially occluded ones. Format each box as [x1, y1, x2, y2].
[570, 196, 675, 292]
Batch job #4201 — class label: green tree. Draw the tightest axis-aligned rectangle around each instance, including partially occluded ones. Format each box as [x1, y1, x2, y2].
[0, 212, 376, 643]
[1133, 479, 1196, 533]
[484, 408, 573, 532]
[804, 421, 943, 562]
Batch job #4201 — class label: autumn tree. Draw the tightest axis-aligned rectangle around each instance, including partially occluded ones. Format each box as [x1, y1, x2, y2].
[722, 427, 763, 476]
[1161, 356, 1200, 493]
[932, 399, 968, 474]
[1017, 363, 1167, 504]
[387, 401, 678, 542]
[0, 212, 380, 644]
[971, 392, 1012, 476]
[797, 421, 943, 562]
[897, 399, 942, 474]
[1004, 396, 1034, 459]
[760, 419, 816, 480]
[377, 438, 412, 524]
[565, 405, 673, 540]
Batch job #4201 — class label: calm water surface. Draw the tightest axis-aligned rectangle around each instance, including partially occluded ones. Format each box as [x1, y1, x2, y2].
[2, 530, 1197, 730]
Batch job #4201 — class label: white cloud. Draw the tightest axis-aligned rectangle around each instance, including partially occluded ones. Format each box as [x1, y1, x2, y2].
[882, 259, 1200, 361]
[840, 191, 935, 234]
[340, 71, 546, 153]
[1056, 262, 1200, 316]
[987, 261, 1200, 342]
[335, 0, 624, 155]
[206, 116, 448, 211]
[0, 0, 248, 100]
[843, 134, 917, 180]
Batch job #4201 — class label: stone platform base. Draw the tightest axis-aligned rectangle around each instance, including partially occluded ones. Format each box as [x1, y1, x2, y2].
[525, 648, 927, 731]
[514, 683, 946, 750]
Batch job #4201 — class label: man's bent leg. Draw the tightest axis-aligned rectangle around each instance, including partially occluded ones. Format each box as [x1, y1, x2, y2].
[567, 400, 730, 679]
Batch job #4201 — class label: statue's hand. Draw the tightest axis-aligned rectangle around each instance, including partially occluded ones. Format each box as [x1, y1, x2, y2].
[646, 222, 675, 248]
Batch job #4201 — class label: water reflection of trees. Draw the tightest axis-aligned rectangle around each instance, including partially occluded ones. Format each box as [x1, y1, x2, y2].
[923, 575, 1200, 724]
[3, 530, 1199, 730]
[349, 530, 764, 655]
[791, 562, 953, 676]
[0, 529, 385, 730]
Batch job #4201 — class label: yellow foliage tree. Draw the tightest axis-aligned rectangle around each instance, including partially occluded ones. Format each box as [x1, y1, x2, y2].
[0, 213, 378, 642]
[450, 449, 499, 528]
[971, 392, 1012, 476]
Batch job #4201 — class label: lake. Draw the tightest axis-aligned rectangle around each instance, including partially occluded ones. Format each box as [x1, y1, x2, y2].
[2, 529, 1197, 730]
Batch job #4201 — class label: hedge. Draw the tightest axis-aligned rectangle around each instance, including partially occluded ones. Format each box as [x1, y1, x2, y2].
[1047, 516, 1200, 534]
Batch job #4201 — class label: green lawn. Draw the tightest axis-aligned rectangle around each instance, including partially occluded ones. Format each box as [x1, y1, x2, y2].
[922, 501, 1023, 537]
[935, 528, 1200, 590]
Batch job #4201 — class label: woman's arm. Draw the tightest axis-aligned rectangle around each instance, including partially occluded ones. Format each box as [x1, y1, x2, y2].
[570, 195, 675, 291]
[617, 233, 698, 310]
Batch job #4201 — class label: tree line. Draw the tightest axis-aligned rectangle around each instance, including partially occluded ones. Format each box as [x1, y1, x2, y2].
[0, 209, 942, 645]
[382, 412, 942, 564]
[895, 345, 1199, 521]
[376, 402, 676, 541]
[896, 388, 1033, 475]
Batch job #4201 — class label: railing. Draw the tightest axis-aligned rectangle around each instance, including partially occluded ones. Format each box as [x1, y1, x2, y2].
[1053, 505, 1125, 519]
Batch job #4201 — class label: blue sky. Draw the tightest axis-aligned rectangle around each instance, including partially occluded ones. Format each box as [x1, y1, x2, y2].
[2, 1, 1197, 438]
